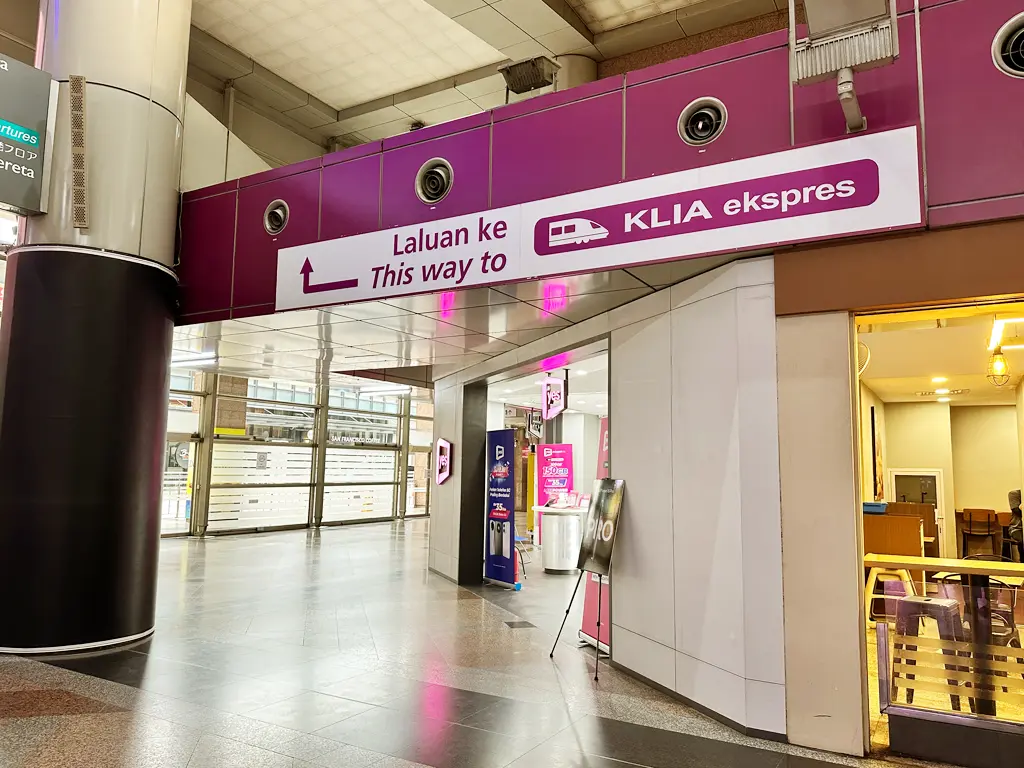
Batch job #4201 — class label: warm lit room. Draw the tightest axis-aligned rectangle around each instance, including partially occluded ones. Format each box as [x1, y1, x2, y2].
[856, 305, 1024, 752]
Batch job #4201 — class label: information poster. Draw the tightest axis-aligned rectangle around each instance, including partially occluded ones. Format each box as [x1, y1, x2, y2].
[537, 443, 574, 505]
[578, 478, 624, 577]
[485, 429, 518, 587]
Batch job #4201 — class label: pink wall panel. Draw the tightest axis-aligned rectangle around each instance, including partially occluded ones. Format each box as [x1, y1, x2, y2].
[177, 191, 236, 318]
[625, 45, 790, 181]
[921, 0, 1024, 207]
[381, 127, 490, 229]
[233, 169, 321, 309]
[793, 14, 920, 145]
[321, 154, 381, 241]
[491, 91, 623, 208]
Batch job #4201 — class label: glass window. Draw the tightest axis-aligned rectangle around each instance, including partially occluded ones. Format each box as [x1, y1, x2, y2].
[207, 443, 314, 531]
[215, 400, 315, 442]
[323, 485, 394, 523]
[324, 447, 396, 484]
[327, 410, 399, 446]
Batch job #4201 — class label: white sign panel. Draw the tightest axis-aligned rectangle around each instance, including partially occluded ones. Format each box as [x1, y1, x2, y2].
[276, 126, 921, 311]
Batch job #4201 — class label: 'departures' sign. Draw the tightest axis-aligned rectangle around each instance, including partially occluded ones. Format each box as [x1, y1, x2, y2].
[0, 55, 55, 216]
[276, 126, 922, 311]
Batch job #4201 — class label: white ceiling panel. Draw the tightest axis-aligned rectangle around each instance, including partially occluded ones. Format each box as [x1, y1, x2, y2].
[327, 302, 414, 321]
[214, 329, 327, 354]
[422, 302, 572, 334]
[192, 0, 505, 110]
[238, 308, 356, 332]
[351, 338, 478, 359]
[365, 314, 492, 339]
[493, 270, 650, 302]
[526, 286, 651, 322]
[382, 288, 518, 314]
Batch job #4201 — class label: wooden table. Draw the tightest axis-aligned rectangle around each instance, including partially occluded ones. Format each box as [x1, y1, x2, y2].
[865, 553, 1024, 716]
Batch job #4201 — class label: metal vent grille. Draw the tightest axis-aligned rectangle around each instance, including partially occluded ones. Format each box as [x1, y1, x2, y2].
[497, 56, 559, 94]
[69, 75, 89, 229]
[794, 21, 895, 83]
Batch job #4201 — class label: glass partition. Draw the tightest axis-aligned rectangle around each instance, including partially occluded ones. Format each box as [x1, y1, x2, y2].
[207, 443, 314, 531]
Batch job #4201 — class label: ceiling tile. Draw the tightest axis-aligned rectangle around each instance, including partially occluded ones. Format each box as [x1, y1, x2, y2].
[174, 320, 265, 340]
[214, 329, 326, 353]
[526, 286, 651, 322]
[493, 270, 649, 301]
[536, 25, 593, 54]
[239, 309, 354, 332]
[367, 315, 491, 339]
[455, 72, 507, 99]
[409, 98, 482, 124]
[360, 118, 416, 140]
[398, 87, 471, 116]
[424, 0, 488, 16]
[382, 287, 519, 313]
[500, 39, 555, 60]
[290, 322, 423, 346]
[352, 338, 476, 359]
[491, 0, 569, 37]
[327, 302, 413, 321]
[454, 6, 532, 49]
[627, 253, 741, 287]
[422, 302, 570, 334]
[192, 0, 505, 110]
[472, 90, 509, 110]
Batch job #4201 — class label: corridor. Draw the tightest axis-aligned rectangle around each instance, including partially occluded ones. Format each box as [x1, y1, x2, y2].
[3, 521, 902, 767]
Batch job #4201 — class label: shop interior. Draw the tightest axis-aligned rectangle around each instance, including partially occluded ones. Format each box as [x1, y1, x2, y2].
[484, 346, 610, 647]
[856, 304, 1024, 753]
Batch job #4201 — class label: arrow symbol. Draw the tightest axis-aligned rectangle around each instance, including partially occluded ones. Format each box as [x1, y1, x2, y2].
[300, 258, 358, 294]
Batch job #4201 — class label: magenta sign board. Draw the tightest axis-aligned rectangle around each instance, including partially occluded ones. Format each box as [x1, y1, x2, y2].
[532, 160, 878, 256]
[537, 444, 574, 505]
[276, 127, 921, 311]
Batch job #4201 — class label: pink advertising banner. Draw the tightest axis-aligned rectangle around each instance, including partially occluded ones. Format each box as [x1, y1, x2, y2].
[537, 444, 574, 505]
[276, 127, 921, 311]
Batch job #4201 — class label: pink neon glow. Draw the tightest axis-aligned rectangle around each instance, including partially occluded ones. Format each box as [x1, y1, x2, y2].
[541, 283, 568, 316]
[539, 352, 570, 370]
[435, 438, 452, 484]
[439, 291, 456, 320]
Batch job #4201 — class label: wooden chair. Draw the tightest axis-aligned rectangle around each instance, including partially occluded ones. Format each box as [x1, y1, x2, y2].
[886, 502, 939, 558]
[864, 515, 924, 626]
[961, 509, 1003, 558]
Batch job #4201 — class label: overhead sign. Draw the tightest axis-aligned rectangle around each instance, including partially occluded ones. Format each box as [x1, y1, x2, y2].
[0, 55, 56, 216]
[276, 127, 921, 311]
[541, 377, 565, 420]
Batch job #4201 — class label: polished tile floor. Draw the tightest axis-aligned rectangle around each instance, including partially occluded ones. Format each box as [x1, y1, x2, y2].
[1, 520, 932, 767]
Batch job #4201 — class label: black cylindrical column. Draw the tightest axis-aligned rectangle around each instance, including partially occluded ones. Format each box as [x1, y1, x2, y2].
[0, 247, 175, 652]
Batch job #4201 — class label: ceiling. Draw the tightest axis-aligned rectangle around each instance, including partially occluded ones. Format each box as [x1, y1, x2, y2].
[190, 0, 506, 109]
[858, 305, 1024, 406]
[491, 352, 608, 415]
[174, 254, 738, 385]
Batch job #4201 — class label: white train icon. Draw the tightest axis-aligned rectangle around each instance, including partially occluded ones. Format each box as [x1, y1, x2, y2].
[547, 218, 609, 247]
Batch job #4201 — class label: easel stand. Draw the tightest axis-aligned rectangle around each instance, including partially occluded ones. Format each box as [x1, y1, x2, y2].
[550, 569, 606, 680]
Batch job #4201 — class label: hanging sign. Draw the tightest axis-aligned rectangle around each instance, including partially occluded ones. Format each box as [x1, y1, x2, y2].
[578, 478, 624, 577]
[528, 410, 543, 439]
[434, 438, 452, 485]
[0, 55, 56, 216]
[276, 127, 921, 311]
[537, 443, 574, 505]
[485, 429, 518, 588]
[541, 377, 565, 420]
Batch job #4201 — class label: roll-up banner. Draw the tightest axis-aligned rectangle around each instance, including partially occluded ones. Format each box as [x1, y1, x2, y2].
[485, 429, 519, 589]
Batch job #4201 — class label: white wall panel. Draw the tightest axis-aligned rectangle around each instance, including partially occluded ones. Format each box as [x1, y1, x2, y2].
[430, 383, 460, 581]
[612, 625, 676, 691]
[736, 284, 786, 690]
[671, 289, 746, 679]
[610, 314, 677, 649]
[675, 651, 746, 727]
[777, 312, 865, 756]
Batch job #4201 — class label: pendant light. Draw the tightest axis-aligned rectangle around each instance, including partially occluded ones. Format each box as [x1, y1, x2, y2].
[987, 346, 1011, 386]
